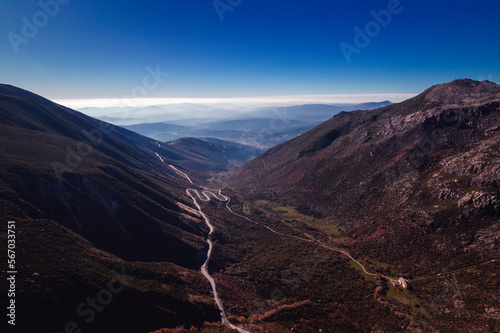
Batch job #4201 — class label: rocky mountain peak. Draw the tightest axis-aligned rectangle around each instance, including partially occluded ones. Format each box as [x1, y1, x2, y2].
[423, 78, 500, 106]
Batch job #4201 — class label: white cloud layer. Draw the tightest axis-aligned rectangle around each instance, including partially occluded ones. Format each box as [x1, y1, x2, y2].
[55, 93, 416, 110]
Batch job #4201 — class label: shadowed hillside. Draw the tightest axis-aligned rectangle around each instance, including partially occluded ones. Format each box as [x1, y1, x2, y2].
[0, 85, 224, 332]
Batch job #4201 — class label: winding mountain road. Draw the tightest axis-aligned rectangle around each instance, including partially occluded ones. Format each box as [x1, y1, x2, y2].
[186, 188, 249, 333]
[160, 159, 399, 331]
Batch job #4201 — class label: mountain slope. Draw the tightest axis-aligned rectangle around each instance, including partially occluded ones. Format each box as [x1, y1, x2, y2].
[227, 79, 500, 331]
[0, 84, 202, 264]
[0, 84, 222, 332]
[231, 79, 500, 219]
[167, 137, 264, 172]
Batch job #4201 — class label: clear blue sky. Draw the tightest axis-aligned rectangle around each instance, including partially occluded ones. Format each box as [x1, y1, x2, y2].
[1, 0, 499, 99]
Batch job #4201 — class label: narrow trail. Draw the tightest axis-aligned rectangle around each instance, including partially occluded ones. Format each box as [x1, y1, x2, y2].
[409, 259, 497, 282]
[222, 191, 497, 285]
[226, 192, 401, 284]
[223, 193, 397, 281]
[217, 184, 496, 284]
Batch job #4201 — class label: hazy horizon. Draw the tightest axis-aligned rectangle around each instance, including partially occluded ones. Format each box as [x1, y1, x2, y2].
[55, 94, 409, 125]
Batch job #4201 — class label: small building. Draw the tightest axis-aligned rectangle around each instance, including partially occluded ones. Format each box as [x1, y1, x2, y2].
[398, 277, 408, 289]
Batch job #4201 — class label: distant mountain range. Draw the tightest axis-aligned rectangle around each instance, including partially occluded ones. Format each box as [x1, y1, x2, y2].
[120, 101, 392, 148]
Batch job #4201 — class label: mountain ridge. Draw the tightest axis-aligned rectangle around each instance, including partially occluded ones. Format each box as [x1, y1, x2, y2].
[230, 79, 500, 217]
[225, 79, 500, 330]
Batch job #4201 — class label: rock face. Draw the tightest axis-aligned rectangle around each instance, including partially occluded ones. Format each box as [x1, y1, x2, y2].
[424, 79, 500, 106]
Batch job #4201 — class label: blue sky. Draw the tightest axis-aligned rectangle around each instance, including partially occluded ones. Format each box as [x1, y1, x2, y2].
[1, 0, 499, 101]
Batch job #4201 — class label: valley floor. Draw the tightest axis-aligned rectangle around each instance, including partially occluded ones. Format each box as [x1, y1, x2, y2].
[158, 163, 500, 332]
